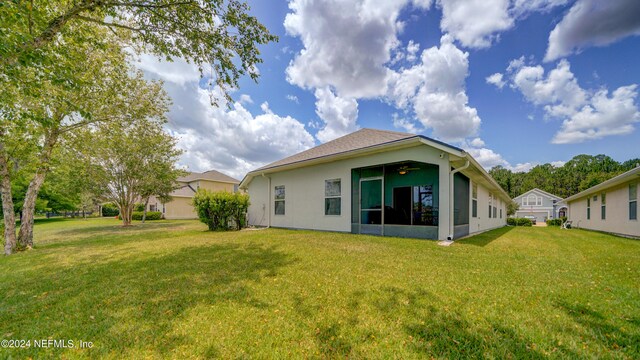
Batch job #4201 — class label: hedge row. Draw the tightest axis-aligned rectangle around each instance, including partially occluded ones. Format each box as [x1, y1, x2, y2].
[507, 217, 533, 227]
[546, 218, 562, 226]
[101, 203, 120, 217]
[118, 211, 162, 221]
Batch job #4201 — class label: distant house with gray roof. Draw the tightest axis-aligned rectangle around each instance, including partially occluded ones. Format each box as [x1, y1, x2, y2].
[147, 170, 240, 219]
[513, 188, 567, 223]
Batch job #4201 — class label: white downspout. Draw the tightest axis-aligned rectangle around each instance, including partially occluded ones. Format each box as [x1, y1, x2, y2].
[262, 173, 271, 228]
[449, 158, 470, 240]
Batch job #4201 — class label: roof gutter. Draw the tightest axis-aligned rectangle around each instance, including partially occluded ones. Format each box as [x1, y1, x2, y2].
[449, 156, 470, 241]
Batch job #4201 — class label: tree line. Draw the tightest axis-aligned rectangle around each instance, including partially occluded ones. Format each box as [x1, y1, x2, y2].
[1, 0, 276, 255]
[489, 154, 640, 200]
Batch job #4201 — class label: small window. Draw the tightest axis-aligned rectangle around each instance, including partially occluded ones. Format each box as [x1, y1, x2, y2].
[488, 193, 493, 218]
[500, 208, 503, 219]
[601, 193, 606, 220]
[274, 185, 285, 215]
[593, 195, 597, 202]
[493, 206, 497, 218]
[472, 184, 478, 218]
[587, 197, 590, 220]
[630, 183, 638, 220]
[325, 179, 341, 215]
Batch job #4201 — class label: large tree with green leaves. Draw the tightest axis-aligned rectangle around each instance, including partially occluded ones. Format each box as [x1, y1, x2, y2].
[1, 0, 277, 102]
[81, 117, 184, 226]
[2, 0, 276, 253]
[489, 154, 638, 200]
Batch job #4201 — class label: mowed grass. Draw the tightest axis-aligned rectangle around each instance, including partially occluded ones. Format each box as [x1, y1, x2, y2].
[1, 219, 639, 359]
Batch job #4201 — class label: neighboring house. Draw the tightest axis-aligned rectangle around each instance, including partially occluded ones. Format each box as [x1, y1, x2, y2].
[564, 166, 640, 238]
[240, 128, 510, 241]
[513, 188, 567, 223]
[147, 170, 240, 219]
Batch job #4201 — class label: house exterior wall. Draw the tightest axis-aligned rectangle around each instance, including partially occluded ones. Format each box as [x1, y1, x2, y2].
[194, 180, 236, 192]
[246, 144, 507, 240]
[469, 180, 507, 235]
[158, 180, 238, 220]
[163, 197, 197, 219]
[567, 181, 639, 238]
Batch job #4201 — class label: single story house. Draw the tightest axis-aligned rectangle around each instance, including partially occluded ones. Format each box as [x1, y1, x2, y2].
[513, 188, 567, 222]
[240, 128, 510, 241]
[564, 166, 640, 238]
[148, 170, 240, 219]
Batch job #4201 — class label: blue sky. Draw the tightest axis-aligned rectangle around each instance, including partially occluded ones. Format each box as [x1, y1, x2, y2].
[137, 0, 640, 179]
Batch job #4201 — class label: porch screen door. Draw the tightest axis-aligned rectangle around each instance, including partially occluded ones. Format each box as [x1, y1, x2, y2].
[360, 178, 383, 234]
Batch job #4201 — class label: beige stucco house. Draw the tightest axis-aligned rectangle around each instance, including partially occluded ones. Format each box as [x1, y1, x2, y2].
[564, 166, 640, 238]
[240, 129, 510, 241]
[148, 170, 240, 219]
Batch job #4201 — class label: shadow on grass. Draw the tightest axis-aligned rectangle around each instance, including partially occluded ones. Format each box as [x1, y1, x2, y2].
[0, 242, 294, 358]
[299, 286, 553, 358]
[555, 300, 640, 356]
[456, 226, 513, 247]
[53, 221, 185, 237]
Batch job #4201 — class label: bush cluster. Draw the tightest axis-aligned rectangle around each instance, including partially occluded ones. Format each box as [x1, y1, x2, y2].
[192, 190, 250, 231]
[507, 217, 533, 227]
[118, 211, 162, 221]
[134, 203, 146, 212]
[102, 203, 120, 217]
[546, 218, 563, 226]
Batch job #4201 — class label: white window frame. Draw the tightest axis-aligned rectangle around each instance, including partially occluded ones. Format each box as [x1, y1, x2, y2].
[324, 179, 342, 216]
[274, 185, 285, 215]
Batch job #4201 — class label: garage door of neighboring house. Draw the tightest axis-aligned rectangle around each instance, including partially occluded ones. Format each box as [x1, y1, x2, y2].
[517, 211, 548, 223]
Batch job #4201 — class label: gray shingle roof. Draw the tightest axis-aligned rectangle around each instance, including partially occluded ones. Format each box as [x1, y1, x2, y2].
[178, 170, 239, 184]
[255, 128, 420, 172]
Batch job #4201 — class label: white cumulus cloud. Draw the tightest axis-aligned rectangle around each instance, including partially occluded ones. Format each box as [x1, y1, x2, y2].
[545, 0, 640, 61]
[389, 35, 481, 141]
[486, 73, 506, 89]
[506, 58, 640, 144]
[314, 87, 360, 143]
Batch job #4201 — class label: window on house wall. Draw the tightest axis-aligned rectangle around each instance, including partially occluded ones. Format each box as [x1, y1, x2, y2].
[500, 208, 503, 219]
[472, 183, 478, 218]
[630, 183, 638, 220]
[150, 204, 157, 212]
[587, 197, 591, 220]
[325, 179, 341, 215]
[274, 185, 285, 215]
[601, 193, 606, 220]
[488, 193, 493, 218]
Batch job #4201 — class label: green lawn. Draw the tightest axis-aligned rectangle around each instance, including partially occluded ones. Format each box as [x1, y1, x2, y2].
[1, 219, 639, 359]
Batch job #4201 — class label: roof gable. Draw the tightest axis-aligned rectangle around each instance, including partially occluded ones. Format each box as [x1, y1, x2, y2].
[179, 169, 240, 184]
[254, 128, 417, 172]
[514, 188, 562, 201]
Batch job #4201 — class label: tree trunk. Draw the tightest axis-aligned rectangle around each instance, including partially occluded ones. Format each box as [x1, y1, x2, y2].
[17, 171, 47, 249]
[17, 128, 59, 249]
[120, 203, 134, 226]
[0, 141, 16, 255]
[141, 197, 149, 223]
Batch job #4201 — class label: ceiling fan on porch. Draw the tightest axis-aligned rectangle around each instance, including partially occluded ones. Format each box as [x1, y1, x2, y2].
[397, 165, 420, 175]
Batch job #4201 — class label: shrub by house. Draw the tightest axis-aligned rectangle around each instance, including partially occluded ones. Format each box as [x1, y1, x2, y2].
[192, 190, 250, 231]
